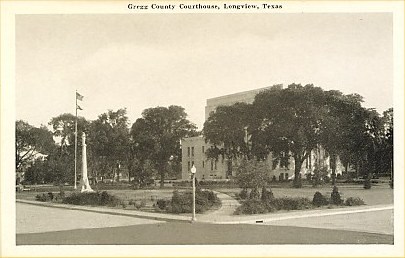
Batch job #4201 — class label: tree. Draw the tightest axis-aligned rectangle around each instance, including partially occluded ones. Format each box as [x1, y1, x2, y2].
[49, 113, 89, 156]
[48, 113, 89, 184]
[361, 108, 385, 188]
[130, 105, 197, 187]
[203, 102, 253, 177]
[253, 84, 328, 188]
[129, 159, 155, 188]
[320, 91, 367, 185]
[235, 159, 269, 199]
[381, 108, 393, 186]
[87, 108, 130, 182]
[16, 120, 55, 171]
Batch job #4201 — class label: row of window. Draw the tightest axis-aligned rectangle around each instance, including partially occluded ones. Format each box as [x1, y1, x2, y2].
[187, 146, 205, 157]
[187, 159, 217, 172]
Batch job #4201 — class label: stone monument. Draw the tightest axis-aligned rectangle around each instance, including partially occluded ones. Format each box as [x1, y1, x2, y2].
[81, 132, 94, 193]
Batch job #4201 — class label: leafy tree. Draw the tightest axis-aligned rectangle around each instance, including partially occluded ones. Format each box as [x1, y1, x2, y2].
[320, 91, 367, 185]
[129, 159, 155, 188]
[361, 108, 385, 188]
[16, 120, 55, 171]
[380, 108, 393, 178]
[48, 113, 90, 185]
[235, 159, 269, 197]
[49, 113, 89, 156]
[203, 102, 253, 177]
[87, 108, 130, 182]
[253, 84, 328, 188]
[130, 105, 197, 187]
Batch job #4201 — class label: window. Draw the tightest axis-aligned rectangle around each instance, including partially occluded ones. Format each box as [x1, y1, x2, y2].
[214, 160, 217, 170]
[202, 146, 205, 153]
[202, 161, 205, 168]
[191, 161, 194, 167]
[188, 161, 190, 171]
[285, 173, 289, 180]
[191, 147, 194, 157]
[187, 147, 190, 157]
[211, 160, 214, 171]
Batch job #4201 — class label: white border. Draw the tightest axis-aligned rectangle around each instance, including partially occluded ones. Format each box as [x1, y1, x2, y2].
[1, 1, 404, 257]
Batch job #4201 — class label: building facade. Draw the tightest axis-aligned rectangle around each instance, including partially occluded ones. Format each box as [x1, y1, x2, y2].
[181, 85, 342, 181]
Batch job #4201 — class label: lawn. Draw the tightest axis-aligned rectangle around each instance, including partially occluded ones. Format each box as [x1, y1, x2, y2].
[16, 187, 187, 212]
[215, 183, 393, 206]
[16, 182, 393, 211]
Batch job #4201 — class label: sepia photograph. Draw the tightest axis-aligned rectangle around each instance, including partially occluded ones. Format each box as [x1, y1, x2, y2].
[1, 1, 404, 257]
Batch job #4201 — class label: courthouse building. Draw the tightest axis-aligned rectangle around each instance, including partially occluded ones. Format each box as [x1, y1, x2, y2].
[181, 85, 342, 181]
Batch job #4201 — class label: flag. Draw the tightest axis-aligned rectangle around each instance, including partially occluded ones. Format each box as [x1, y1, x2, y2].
[76, 92, 84, 101]
[76, 105, 83, 110]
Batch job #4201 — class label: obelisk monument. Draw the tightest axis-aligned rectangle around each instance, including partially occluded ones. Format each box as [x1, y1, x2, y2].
[81, 132, 94, 192]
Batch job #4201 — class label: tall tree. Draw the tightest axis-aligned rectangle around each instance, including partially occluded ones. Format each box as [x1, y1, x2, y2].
[48, 113, 89, 184]
[253, 84, 328, 188]
[49, 113, 89, 156]
[203, 102, 253, 177]
[130, 105, 197, 187]
[16, 120, 55, 171]
[320, 91, 366, 185]
[87, 108, 130, 182]
[381, 108, 393, 180]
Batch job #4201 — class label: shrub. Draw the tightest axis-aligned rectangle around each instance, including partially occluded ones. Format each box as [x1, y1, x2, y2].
[249, 188, 261, 200]
[48, 192, 54, 201]
[135, 200, 146, 210]
[62, 191, 121, 207]
[270, 197, 312, 210]
[312, 191, 329, 207]
[35, 193, 50, 202]
[344, 197, 365, 206]
[234, 199, 267, 215]
[330, 186, 343, 205]
[156, 199, 169, 210]
[261, 186, 274, 202]
[167, 189, 221, 214]
[169, 190, 192, 214]
[239, 189, 248, 200]
[235, 196, 312, 214]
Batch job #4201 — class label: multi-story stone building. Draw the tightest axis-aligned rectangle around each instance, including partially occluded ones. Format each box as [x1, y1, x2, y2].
[181, 85, 342, 181]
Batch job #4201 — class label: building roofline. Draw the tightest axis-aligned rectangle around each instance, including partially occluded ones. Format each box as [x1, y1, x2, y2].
[206, 84, 283, 105]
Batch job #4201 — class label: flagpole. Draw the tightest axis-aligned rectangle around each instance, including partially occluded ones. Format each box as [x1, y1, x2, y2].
[74, 90, 78, 190]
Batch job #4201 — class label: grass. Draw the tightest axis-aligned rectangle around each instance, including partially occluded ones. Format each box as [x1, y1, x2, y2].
[216, 184, 393, 206]
[17, 183, 393, 212]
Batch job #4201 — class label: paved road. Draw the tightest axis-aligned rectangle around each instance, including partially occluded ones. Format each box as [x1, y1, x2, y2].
[265, 209, 393, 235]
[16, 202, 393, 245]
[17, 222, 393, 245]
[17, 203, 163, 234]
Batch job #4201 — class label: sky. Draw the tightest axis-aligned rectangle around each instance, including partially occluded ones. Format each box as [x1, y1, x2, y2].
[16, 13, 393, 130]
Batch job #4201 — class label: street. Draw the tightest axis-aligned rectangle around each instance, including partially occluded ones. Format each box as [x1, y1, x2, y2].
[16, 202, 393, 245]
